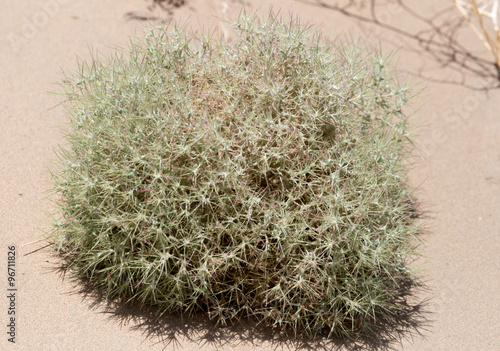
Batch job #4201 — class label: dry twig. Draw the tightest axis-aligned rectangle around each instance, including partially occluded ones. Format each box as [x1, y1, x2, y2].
[450, 0, 500, 75]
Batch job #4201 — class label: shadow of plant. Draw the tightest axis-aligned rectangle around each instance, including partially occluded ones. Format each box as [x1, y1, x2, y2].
[125, 0, 187, 21]
[46, 253, 430, 351]
[151, 0, 186, 10]
[296, 0, 500, 89]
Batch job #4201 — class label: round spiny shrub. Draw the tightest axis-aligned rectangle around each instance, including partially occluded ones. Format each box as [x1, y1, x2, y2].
[50, 12, 420, 339]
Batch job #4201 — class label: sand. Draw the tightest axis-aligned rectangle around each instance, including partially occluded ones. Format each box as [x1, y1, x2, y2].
[1, 0, 499, 350]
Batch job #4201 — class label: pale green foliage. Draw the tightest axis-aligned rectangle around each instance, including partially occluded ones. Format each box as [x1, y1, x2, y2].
[51, 12, 420, 339]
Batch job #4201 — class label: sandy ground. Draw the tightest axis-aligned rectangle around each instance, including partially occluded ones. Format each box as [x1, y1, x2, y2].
[1, 0, 499, 350]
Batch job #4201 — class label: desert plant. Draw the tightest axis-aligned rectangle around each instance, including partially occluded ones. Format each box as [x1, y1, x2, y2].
[50, 12, 420, 339]
[449, 0, 500, 75]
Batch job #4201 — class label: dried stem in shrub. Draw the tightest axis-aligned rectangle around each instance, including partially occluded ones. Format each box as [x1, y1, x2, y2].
[450, 0, 500, 76]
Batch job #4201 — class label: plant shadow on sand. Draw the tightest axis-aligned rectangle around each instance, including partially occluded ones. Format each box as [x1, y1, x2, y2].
[45, 249, 430, 351]
[122, 0, 500, 88]
[124, 0, 187, 21]
[296, 0, 500, 90]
